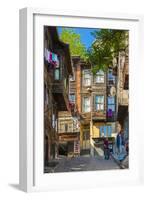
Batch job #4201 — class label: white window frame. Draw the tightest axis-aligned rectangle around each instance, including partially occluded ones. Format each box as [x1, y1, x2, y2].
[107, 96, 115, 112]
[95, 95, 104, 111]
[83, 69, 91, 86]
[83, 96, 91, 112]
[108, 69, 115, 85]
[95, 70, 105, 83]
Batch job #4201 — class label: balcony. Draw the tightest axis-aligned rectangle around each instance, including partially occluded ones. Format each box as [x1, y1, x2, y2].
[58, 132, 80, 142]
[92, 111, 106, 121]
[58, 128, 79, 134]
[52, 80, 67, 93]
[80, 111, 106, 123]
[52, 80, 70, 111]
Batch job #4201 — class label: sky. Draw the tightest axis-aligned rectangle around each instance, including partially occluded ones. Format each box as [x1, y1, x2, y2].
[57, 27, 99, 49]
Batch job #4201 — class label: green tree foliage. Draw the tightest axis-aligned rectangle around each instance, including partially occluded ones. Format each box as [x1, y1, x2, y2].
[60, 28, 87, 60]
[87, 29, 129, 73]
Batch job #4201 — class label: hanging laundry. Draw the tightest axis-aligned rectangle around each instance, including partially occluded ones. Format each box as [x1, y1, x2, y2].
[49, 51, 52, 63]
[44, 48, 48, 61]
[44, 48, 51, 64]
[53, 53, 56, 61]
[44, 48, 59, 67]
[52, 53, 56, 65]
[52, 53, 59, 67]
[55, 55, 60, 67]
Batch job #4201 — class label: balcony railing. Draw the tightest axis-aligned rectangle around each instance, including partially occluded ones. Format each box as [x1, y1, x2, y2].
[81, 111, 106, 121]
[52, 79, 70, 111]
[58, 128, 79, 134]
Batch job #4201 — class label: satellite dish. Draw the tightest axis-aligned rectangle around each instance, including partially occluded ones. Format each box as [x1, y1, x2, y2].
[110, 86, 116, 96]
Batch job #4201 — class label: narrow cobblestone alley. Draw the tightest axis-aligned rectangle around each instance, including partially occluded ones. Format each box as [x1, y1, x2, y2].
[45, 155, 120, 173]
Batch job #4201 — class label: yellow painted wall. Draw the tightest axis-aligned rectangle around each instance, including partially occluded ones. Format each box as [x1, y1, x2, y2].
[92, 122, 106, 138]
[80, 122, 106, 149]
[92, 125, 100, 138]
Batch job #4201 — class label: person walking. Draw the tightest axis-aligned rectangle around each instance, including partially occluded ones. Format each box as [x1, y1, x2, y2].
[116, 123, 124, 153]
[116, 131, 126, 161]
[104, 137, 109, 160]
[116, 131, 122, 154]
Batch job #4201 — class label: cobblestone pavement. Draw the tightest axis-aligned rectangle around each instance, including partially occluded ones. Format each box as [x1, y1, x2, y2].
[45, 155, 121, 173]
